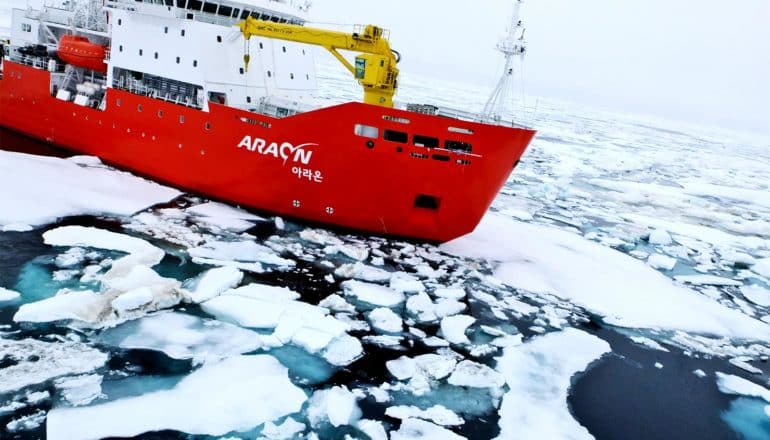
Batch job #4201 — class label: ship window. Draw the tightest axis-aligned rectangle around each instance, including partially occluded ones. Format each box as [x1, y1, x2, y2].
[246, 96, 252, 103]
[383, 115, 410, 124]
[181, 29, 186, 36]
[193, 60, 198, 67]
[119, 45, 123, 52]
[354, 124, 378, 139]
[282, 46, 286, 53]
[432, 154, 450, 162]
[302, 49, 306, 55]
[117, 19, 122, 26]
[216, 35, 222, 43]
[21, 23, 32, 32]
[139, 49, 143, 56]
[232, 8, 240, 18]
[267, 71, 272, 77]
[176, 0, 185, 7]
[137, 104, 143, 112]
[290, 73, 294, 79]
[414, 194, 440, 210]
[158, 110, 164, 118]
[259, 42, 264, 49]
[179, 115, 185, 124]
[164, 26, 168, 34]
[204, 122, 211, 131]
[218, 5, 232, 16]
[188, 0, 203, 11]
[154, 52, 158, 59]
[239, 67, 244, 74]
[445, 140, 473, 153]
[413, 135, 439, 149]
[240, 10, 250, 19]
[306, 74, 310, 80]
[384, 130, 408, 143]
[116, 98, 122, 107]
[176, 56, 180, 63]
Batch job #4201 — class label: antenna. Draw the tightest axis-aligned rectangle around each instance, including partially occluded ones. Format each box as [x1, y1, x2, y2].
[481, 0, 527, 123]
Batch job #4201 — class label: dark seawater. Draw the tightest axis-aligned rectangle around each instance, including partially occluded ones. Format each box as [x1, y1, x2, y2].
[2, 126, 769, 440]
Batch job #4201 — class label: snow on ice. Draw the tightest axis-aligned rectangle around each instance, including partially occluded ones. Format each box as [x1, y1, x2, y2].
[0, 287, 20, 302]
[46, 355, 306, 439]
[494, 328, 611, 440]
[341, 280, 405, 307]
[0, 151, 180, 228]
[390, 418, 466, 440]
[442, 214, 770, 342]
[98, 312, 262, 363]
[0, 338, 108, 394]
[716, 372, 770, 402]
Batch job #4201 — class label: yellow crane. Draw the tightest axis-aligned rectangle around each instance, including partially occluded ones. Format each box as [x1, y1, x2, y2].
[238, 16, 400, 108]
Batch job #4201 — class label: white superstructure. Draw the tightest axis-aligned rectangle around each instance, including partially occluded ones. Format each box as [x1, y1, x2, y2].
[8, 0, 318, 114]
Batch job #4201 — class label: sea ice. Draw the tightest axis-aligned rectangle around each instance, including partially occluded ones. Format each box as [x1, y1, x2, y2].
[55, 374, 104, 406]
[674, 275, 743, 287]
[43, 226, 165, 268]
[729, 358, 763, 375]
[715, 372, 770, 402]
[357, 419, 388, 440]
[648, 229, 673, 245]
[0, 287, 20, 302]
[0, 150, 179, 228]
[190, 240, 295, 267]
[6, 410, 46, 433]
[341, 280, 405, 307]
[369, 307, 403, 333]
[306, 386, 361, 428]
[390, 418, 466, 440]
[98, 312, 262, 363]
[185, 202, 262, 232]
[741, 285, 770, 307]
[335, 263, 392, 282]
[447, 360, 505, 389]
[440, 315, 476, 345]
[442, 214, 770, 344]
[629, 336, 669, 352]
[184, 266, 244, 303]
[387, 356, 417, 380]
[494, 328, 611, 440]
[385, 405, 464, 426]
[647, 254, 677, 271]
[0, 338, 108, 394]
[260, 417, 306, 440]
[753, 259, 770, 278]
[46, 355, 307, 439]
[111, 287, 154, 313]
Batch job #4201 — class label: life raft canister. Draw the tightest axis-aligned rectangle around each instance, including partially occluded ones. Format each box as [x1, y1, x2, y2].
[57, 35, 108, 73]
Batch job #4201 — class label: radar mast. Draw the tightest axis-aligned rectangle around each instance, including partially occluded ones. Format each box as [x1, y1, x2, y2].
[482, 0, 527, 123]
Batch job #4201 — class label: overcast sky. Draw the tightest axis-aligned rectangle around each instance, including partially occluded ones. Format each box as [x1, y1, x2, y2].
[311, 0, 770, 136]
[1, 0, 767, 135]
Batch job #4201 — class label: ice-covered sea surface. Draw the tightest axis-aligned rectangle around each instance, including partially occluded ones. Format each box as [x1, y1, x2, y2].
[2, 65, 770, 439]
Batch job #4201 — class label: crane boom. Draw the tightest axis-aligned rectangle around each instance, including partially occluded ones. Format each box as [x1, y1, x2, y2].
[238, 17, 400, 108]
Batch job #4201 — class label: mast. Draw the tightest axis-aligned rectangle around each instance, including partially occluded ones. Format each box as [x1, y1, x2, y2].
[481, 0, 527, 122]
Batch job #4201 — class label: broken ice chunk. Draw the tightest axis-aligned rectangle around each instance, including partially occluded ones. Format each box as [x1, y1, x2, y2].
[716, 372, 770, 402]
[390, 418, 466, 440]
[447, 360, 505, 389]
[341, 280, 405, 307]
[647, 254, 677, 271]
[648, 229, 673, 245]
[385, 405, 464, 426]
[674, 275, 742, 287]
[111, 287, 154, 314]
[55, 374, 104, 406]
[741, 285, 770, 307]
[184, 266, 244, 304]
[369, 308, 403, 333]
[190, 240, 295, 268]
[0, 287, 20, 303]
[335, 263, 391, 282]
[306, 386, 361, 428]
[440, 315, 476, 345]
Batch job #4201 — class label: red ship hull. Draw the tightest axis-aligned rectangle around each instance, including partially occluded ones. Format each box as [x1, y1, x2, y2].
[0, 61, 535, 242]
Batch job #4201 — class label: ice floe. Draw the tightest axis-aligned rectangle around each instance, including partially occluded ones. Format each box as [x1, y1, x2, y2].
[385, 405, 464, 426]
[716, 372, 770, 402]
[674, 274, 743, 287]
[261, 417, 306, 439]
[0, 151, 180, 228]
[43, 226, 165, 268]
[368, 307, 403, 333]
[54, 374, 104, 407]
[307, 386, 361, 428]
[390, 418, 466, 440]
[443, 214, 770, 343]
[98, 312, 262, 363]
[440, 315, 476, 345]
[184, 266, 244, 303]
[201, 283, 362, 365]
[0, 338, 108, 394]
[341, 280, 405, 307]
[190, 240, 295, 268]
[494, 328, 611, 440]
[0, 287, 20, 303]
[185, 202, 263, 232]
[46, 355, 306, 439]
[741, 285, 770, 307]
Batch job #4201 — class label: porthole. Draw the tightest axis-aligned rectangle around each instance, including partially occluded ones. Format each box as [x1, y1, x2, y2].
[176, 56, 180, 64]
[116, 98, 122, 107]
[139, 49, 143, 56]
[119, 45, 123, 52]
[290, 73, 294, 79]
[179, 115, 185, 124]
[164, 26, 168, 34]
[137, 104, 143, 112]
[154, 52, 158, 59]
[118, 19, 122, 25]
[282, 46, 286, 53]
[217, 35, 222, 43]
[181, 29, 186, 37]
[157, 110, 164, 118]
[193, 60, 198, 67]
[267, 71, 272, 78]
[204, 122, 211, 131]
